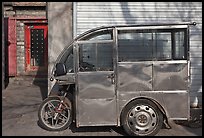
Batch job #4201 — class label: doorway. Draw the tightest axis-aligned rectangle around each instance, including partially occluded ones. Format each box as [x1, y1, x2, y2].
[25, 23, 48, 76]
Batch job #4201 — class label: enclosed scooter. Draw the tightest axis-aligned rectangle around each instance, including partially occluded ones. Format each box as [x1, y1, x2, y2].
[38, 22, 196, 136]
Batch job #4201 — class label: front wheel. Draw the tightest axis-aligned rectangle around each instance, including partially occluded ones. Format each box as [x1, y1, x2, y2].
[121, 99, 163, 136]
[38, 96, 72, 131]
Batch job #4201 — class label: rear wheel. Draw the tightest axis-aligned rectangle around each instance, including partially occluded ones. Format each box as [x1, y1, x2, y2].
[38, 96, 72, 131]
[121, 99, 163, 136]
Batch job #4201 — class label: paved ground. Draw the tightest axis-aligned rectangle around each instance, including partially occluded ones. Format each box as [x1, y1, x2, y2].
[2, 77, 202, 136]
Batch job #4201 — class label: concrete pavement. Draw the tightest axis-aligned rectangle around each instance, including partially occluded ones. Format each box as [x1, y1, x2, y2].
[2, 77, 202, 136]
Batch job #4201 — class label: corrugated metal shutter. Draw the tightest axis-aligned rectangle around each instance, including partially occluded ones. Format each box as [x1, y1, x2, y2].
[75, 2, 202, 99]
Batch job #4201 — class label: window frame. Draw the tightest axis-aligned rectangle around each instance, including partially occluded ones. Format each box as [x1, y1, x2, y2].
[117, 27, 188, 62]
[79, 28, 113, 41]
[76, 29, 114, 72]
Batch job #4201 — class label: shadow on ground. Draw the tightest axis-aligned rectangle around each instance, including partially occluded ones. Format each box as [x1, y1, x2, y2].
[37, 120, 128, 136]
[32, 66, 48, 100]
[69, 123, 127, 136]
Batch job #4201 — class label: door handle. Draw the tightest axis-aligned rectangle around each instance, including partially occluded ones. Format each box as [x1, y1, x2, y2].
[107, 73, 115, 84]
[107, 73, 114, 79]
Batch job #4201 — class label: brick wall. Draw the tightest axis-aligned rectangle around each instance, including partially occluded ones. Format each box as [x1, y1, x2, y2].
[4, 2, 47, 75]
[13, 2, 46, 6]
[16, 21, 25, 74]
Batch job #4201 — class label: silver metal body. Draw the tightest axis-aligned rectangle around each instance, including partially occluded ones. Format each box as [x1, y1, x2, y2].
[51, 22, 194, 127]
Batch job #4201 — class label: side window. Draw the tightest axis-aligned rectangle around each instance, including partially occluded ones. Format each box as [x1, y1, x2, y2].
[174, 31, 186, 59]
[79, 43, 113, 72]
[78, 29, 113, 72]
[154, 32, 172, 60]
[118, 29, 186, 61]
[118, 31, 153, 62]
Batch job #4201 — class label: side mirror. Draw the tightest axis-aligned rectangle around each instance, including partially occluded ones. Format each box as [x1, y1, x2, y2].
[55, 63, 67, 76]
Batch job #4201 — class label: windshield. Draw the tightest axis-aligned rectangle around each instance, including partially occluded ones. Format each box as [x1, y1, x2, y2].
[59, 45, 74, 73]
[52, 44, 74, 76]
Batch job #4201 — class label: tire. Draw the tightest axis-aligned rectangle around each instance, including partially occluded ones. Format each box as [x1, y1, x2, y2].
[38, 96, 72, 131]
[121, 99, 163, 136]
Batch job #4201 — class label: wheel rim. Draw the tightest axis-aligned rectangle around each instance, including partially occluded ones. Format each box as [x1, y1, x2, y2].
[40, 99, 71, 129]
[127, 105, 158, 135]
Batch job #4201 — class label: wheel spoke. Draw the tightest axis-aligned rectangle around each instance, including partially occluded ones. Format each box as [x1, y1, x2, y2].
[60, 112, 68, 119]
[58, 115, 67, 124]
[44, 111, 52, 120]
[54, 117, 59, 127]
[48, 102, 57, 109]
[51, 116, 54, 126]
[47, 104, 53, 111]
[47, 111, 52, 117]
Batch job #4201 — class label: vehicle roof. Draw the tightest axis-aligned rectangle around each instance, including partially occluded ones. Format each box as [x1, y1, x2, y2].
[74, 22, 196, 41]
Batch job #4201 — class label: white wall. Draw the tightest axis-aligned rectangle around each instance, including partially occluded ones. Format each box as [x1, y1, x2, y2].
[48, 2, 73, 93]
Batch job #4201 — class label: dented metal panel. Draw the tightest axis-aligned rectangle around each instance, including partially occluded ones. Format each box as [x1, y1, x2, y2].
[78, 98, 117, 126]
[153, 61, 188, 90]
[118, 62, 152, 92]
[117, 61, 189, 119]
[161, 91, 189, 119]
[77, 71, 117, 126]
[118, 91, 189, 119]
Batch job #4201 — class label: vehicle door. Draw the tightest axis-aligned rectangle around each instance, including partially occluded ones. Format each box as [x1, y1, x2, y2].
[75, 29, 117, 126]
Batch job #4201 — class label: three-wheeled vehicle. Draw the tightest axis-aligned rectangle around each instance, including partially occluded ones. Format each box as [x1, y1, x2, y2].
[38, 22, 196, 136]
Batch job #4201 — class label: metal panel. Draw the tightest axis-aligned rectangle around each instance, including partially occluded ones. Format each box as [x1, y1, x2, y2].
[153, 62, 188, 91]
[118, 91, 189, 119]
[8, 18, 17, 76]
[117, 61, 190, 119]
[161, 91, 189, 119]
[77, 72, 117, 126]
[118, 62, 152, 92]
